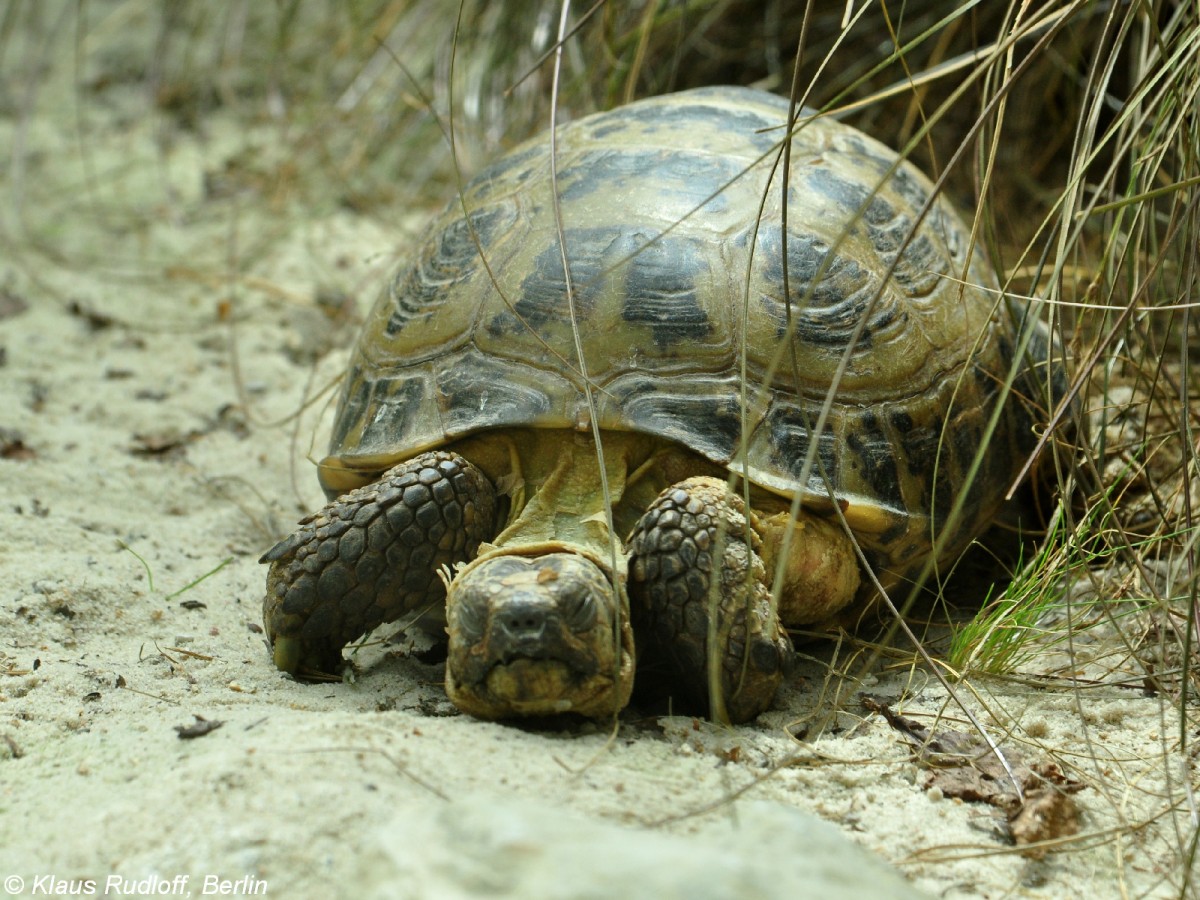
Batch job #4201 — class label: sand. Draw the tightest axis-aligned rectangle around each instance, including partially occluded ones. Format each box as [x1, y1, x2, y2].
[0, 6, 1192, 898]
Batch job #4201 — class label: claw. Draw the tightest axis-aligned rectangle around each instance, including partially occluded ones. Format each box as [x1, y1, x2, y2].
[259, 531, 303, 565]
[271, 635, 302, 674]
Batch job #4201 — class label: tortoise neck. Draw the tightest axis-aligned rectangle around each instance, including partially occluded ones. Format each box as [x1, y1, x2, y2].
[490, 431, 636, 571]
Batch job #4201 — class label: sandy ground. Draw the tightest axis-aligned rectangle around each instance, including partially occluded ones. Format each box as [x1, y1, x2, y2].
[0, 7, 1194, 899]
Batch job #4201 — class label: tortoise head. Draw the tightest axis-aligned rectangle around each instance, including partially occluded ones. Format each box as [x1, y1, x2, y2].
[444, 551, 634, 719]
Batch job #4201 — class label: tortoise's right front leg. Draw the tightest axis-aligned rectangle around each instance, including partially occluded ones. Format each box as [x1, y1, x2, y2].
[261, 451, 498, 675]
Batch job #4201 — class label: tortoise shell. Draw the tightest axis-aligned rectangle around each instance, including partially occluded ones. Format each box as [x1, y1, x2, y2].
[320, 86, 1036, 585]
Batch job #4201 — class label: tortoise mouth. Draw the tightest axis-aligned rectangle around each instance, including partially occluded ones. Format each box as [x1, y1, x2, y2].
[493, 646, 590, 674]
[465, 639, 601, 699]
[480, 657, 594, 714]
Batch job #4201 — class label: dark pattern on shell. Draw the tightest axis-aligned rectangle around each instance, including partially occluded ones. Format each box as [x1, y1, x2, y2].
[805, 167, 948, 298]
[436, 352, 556, 437]
[326, 374, 434, 478]
[858, 194, 944, 296]
[515, 228, 608, 328]
[764, 405, 842, 497]
[557, 149, 741, 215]
[616, 233, 713, 349]
[880, 165, 963, 264]
[829, 130, 965, 272]
[755, 226, 898, 349]
[845, 410, 905, 513]
[385, 204, 515, 337]
[514, 227, 714, 351]
[891, 409, 941, 477]
[615, 381, 742, 467]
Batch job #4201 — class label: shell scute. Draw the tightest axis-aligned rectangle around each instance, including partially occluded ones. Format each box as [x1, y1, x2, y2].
[610, 381, 743, 466]
[754, 225, 898, 351]
[615, 234, 715, 350]
[437, 352, 557, 436]
[845, 410, 906, 512]
[382, 200, 519, 351]
[556, 150, 739, 216]
[758, 405, 843, 499]
[587, 98, 782, 155]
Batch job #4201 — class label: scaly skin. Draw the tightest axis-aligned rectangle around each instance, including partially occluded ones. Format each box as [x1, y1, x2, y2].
[629, 477, 826, 723]
[261, 451, 497, 674]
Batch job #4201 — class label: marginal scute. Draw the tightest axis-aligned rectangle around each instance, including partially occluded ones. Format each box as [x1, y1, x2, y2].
[321, 85, 1045, 586]
[615, 384, 744, 465]
[762, 406, 843, 500]
[436, 352, 559, 436]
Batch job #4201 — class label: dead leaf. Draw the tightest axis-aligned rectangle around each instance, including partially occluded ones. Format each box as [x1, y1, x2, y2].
[1009, 769, 1083, 858]
[175, 715, 224, 739]
[0, 429, 35, 460]
[131, 429, 200, 458]
[67, 300, 116, 330]
[863, 694, 1086, 856]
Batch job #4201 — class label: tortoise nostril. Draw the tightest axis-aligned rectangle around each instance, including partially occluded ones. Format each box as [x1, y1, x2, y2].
[497, 602, 549, 641]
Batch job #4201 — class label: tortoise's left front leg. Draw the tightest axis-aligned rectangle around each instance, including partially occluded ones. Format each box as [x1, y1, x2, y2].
[261, 451, 498, 676]
[627, 477, 859, 723]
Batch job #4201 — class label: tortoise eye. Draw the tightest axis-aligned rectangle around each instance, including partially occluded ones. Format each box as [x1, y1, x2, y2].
[451, 585, 489, 644]
[558, 581, 599, 633]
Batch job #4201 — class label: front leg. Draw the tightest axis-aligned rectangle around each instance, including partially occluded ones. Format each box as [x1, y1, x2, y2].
[261, 451, 498, 675]
[627, 476, 858, 723]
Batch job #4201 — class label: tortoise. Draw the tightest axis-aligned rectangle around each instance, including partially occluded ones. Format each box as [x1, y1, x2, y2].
[262, 86, 1056, 724]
